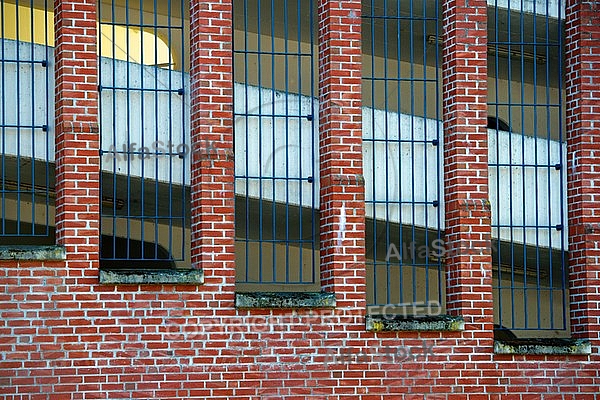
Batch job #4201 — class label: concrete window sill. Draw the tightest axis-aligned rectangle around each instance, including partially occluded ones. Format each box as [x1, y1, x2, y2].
[235, 291, 336, 309]
[494, 338, 592, 355]
[99, 268, 204, 284]
[0, 245, 66, 261]
[366, 314, 465, 332]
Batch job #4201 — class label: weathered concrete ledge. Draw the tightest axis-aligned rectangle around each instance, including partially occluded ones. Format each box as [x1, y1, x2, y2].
[366, 314, 465, 332]
[0, 245, 66, 261]
[236, 291, 336, 309]
[494, 338, 592, 355]
[99, 268, 204, 284]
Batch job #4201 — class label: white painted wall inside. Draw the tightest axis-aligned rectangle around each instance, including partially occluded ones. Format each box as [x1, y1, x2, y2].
[1, 41, 568, 250]
[0, 40, 54, 167]
[490, 0, 563, 19]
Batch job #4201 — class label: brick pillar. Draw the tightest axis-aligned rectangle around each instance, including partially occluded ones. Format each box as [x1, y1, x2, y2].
[442, 0, 493, 333]
[565, 0, 600, 341]
[54, 0, 100, 271]
[189, 0, 236, 290]
[318, 0, 365, 309]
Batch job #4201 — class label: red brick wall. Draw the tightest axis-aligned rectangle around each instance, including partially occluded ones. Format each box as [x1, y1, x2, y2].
[441, 0, 494, 338]
[565, 0, 600, 342]
[189, 0, 237, 288]
[318, 0, 366, 309]
[1, 0, 599, 398]
[54, 0, 100, 266]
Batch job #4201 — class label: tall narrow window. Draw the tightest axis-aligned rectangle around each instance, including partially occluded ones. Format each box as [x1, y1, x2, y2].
[488, 1, 568, 337]
[0, 0, 53, 242]
[362, 0, 443, 315]
[98, 0, 190, 268]
[233, 0, 319, 291]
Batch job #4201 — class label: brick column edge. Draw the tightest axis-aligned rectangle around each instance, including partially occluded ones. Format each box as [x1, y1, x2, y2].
[565, 0, 600, 342]
[318, 0, 366, 311]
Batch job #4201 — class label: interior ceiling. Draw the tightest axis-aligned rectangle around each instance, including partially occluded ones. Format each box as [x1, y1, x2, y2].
[234, 0, 563, 87]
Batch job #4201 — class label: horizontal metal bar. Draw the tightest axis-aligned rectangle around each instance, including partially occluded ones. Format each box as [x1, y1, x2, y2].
[369, 200, 438, 205]
[100, 150, 185, 156]
[233, 112, 312, 119]
[489, 163, 561, 168]
[488, 102, 561, 107]
[492, 224, 562, 229]
[0, 124, 47, 130]
[0, 189, 49, 194]
[240, 281, 315, 285]
[234, 176, 313, 181]
[362, 15, 437, 21]
[100, 21, 184, 30]
[99, 86, 183, 94]
[236, 239, 316, 244]
[0, 59, 48, 65]
[0, 233, 51, 237]
[495, 286, 565, 290]
[110, 215, 186, 219]
[489, 41, 560, 47]
[367, 263, 442, 267]
[363, 138, 437, 144]
[233, 50, 313, 57]
[364, 77, 438, 83]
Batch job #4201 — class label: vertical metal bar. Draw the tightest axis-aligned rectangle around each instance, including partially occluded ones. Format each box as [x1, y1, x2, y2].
[1, 0, 6, 235]
[369, 0, 377, 303]
[179, 0, 186, 261]
[435, 0, 442, 305]
[518, 0, 528, 329]
[544, 0, 566, 332]
[44, 0, 50, 235]
[167, 0, 174, 259]
[138, 0, 145, 257]
[284, 0, 290, 282]
[153, 0, 159, 260]
[124, 0, 132, 259]
[421, 0, 430, 305]
[269, 0, 276, 282]
[16, 0, 21, 235]
[409, 0, 417, 306]
[243, 0, 251, 281]
[309, 0, 316, 285]
[257, 0, 264, 280]
[493, 0, 503, 328]
[506, 0, 516, 329]
[557, 0, 567, 331]
[29, 0, 35, 233]
[382, 0, 390, 304]
[111, 0, 118, 259]
[532, 0, 542, 329]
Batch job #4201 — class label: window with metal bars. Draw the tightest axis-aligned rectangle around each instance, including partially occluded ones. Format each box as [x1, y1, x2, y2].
[0, 0, 53, 242]
[488, 1, 568, 337]
[99, 0, 190, 269]
[233, 0, 319, 290]
[362, 0, 444, 316]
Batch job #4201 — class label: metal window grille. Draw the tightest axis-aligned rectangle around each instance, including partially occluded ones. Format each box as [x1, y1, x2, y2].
[362, 0, 443, 315]
[0, 0, 53, 238]
[233, 0, 319, 287]
[99, 0, 189, 267]
[488, 1, 568, 334]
